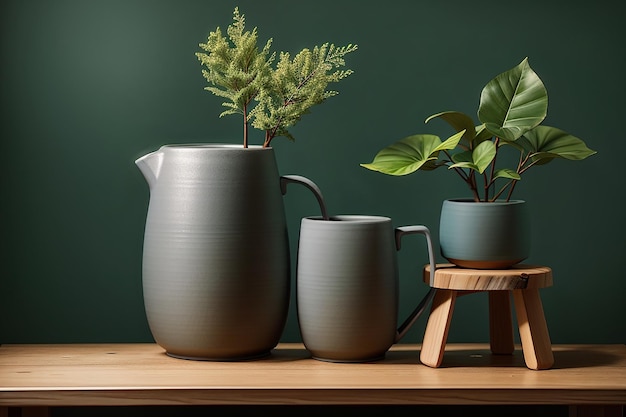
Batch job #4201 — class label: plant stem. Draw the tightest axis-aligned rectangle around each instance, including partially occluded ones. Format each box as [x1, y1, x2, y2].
[264, 89, 309, 148]
[492, 180, 512, 201]
[442, 150, 482, 200]
[263, 130, 271, 148]
[505, 180, 517, 201]
[468, 171, 481, 202]
[483, 172, 490, 201]
[519, 155, 541, 175]
[443, 151, 470, 181]
[486, 137, 500, 201]
[243, 105, 249, 148]
[264, 123, 281, 147]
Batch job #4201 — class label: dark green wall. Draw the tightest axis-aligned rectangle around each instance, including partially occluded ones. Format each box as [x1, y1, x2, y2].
[2, 0, 624, 346]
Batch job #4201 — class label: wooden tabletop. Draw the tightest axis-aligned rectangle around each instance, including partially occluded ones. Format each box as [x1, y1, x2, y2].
[1, 343, 625, 407]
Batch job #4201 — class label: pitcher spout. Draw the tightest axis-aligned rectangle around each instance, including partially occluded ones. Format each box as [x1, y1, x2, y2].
[135, 149, 164, 189]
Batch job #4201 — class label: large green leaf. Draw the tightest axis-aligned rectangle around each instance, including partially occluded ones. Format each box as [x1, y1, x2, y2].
[516, 125, 597, 165]
[425, 111, 476, 144]
[474, 124, 493, 144]
[493, 168, 521, 180]
[478, 57, 548, 141]
[449, 140, 496, 174]
[360, 131, 464, 176]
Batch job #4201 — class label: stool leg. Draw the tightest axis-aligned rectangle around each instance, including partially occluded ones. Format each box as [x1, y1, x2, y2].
[513, 288, 554, 370]
[489, 291, 515, 355]
[420, 289, 456, 368]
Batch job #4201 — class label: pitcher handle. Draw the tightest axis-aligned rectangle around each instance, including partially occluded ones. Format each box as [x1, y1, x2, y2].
[394, 225, 437, 343]
[280, 175, 329, 220]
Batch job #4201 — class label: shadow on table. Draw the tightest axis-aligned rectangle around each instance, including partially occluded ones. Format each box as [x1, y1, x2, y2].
[267, 344, 625, 369]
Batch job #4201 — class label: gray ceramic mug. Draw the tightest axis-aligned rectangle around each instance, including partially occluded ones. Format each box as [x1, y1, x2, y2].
[296, 215, 436, 362]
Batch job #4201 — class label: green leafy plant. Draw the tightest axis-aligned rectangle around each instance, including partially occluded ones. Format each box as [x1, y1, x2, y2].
[196, 7, 357, 148]
[361, 58, 596, 202]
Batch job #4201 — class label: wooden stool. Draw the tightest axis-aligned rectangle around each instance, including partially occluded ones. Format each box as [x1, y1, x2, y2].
[420, 263, 554, 370]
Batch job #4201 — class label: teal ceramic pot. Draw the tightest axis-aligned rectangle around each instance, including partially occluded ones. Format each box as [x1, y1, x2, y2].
[439, 199, 530, 269]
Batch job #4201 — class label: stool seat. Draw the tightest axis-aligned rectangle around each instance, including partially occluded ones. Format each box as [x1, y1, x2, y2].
[421, 264, 554, 370]
[424, 264, 553, 290]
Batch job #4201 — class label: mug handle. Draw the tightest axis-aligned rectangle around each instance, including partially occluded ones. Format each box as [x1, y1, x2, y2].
[393, 225, 437, 342]
[280, 175, 329, 220]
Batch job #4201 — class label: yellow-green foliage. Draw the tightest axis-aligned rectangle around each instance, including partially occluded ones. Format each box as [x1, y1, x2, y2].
[196, 8, 357, 147]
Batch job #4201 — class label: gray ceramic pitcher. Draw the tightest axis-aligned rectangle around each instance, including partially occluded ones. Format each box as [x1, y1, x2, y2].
[296, 215, 436, 362]
[136, 144, 326, 361]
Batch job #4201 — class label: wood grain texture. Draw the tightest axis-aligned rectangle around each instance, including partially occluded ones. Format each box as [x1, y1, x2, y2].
[514, 289, 555, 370]
[489, 291, 515, 355]
[420, 290, 456, 368]
[1, 343, 624, 407]
[424, 264, 553, 290]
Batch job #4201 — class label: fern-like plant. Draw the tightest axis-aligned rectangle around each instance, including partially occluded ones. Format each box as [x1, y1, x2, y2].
[361, 58, 596, 202]
[196, 8, 357, 148]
